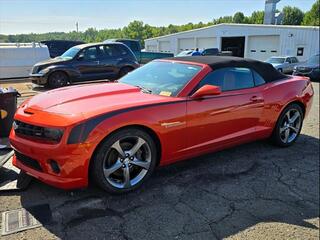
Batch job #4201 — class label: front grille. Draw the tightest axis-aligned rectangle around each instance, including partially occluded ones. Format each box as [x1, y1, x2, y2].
[14, 120, 46, 140]
[31, 66, 39, 74]
[296, 67, 313, 74]
[15, 151, 43, 172]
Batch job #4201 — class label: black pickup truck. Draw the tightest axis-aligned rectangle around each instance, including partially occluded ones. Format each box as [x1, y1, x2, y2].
[105, 39, 173, 64]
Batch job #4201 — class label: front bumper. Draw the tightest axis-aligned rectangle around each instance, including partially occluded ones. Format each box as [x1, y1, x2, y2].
[9, 129, 92, 190]
[29, 73, 47, 85]
[293, 69, 320, 80]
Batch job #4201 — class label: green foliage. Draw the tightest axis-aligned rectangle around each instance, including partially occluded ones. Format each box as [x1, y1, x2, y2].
[249, 11, 265, 24]
[282, 6, 305, 25]
[213, 16, 233, 24]
[302, 0, 320, 26]
[233, 12, 246, 23]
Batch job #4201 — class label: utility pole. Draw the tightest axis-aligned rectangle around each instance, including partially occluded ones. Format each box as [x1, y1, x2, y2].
[76, 22, 79, 33]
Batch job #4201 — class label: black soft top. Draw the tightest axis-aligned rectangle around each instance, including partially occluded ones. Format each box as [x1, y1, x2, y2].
[165, 56, 286, 82]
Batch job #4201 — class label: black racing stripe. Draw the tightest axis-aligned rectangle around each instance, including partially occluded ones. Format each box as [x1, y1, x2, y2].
[67, 123, 85, 144]
[67, 100, 184, 144]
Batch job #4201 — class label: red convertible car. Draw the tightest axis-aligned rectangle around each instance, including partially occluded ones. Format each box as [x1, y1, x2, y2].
[10, 56, 314, 193]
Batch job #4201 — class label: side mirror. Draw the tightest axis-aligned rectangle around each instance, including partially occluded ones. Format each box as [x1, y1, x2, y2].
[77, 54, 84, 61]
[191, 85, 221, 99]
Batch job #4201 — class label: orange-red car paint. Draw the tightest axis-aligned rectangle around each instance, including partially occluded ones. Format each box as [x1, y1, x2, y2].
[9, 60, 314, 190]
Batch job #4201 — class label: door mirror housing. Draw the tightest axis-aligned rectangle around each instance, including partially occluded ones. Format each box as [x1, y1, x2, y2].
[77, 54, 84, 61]
[191, 85, 222, 99]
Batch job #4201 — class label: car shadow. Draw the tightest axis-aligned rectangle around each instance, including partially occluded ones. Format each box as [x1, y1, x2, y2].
[1, 134, 319, 239]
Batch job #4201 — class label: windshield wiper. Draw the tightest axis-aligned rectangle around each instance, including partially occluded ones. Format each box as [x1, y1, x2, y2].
[135, 85, 152, 94]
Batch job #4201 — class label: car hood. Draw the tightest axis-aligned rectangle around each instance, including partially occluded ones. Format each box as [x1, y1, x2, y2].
[270, 63, 284, 67]
[22, 83, 176, 124]
[295, 62, 319, 69]
[34, 57, 70, 66]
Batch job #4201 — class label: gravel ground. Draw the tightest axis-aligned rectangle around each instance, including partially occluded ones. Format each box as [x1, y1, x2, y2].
[0, 81, 319, 240]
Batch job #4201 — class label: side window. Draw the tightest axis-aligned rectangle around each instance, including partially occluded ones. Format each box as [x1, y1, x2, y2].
[130, 42, 140, 52]
[115, 45, 130, 56]
[80, 47, 98, 61]
[120, 41, 132, 50]
[99, 45, 126, 59]
[195, 69, 225, 91]
[252, 70, 266, 86]
[291, 57, 298, 63]
[195, 67, 255, 92]
[286, 58, 292, 63]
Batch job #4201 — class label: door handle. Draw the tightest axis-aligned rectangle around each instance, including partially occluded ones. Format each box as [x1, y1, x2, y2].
[250, 96, 263, 102]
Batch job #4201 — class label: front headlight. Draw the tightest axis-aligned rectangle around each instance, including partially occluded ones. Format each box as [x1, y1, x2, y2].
[38, 67, 50, 75]
[43, 128, 64, 142]
[13, 120, 64, 143]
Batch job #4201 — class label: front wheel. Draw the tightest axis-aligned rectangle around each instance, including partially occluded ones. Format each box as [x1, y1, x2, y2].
[92, 128, 157, 193]
[271, 103, 304, 147]
[47, 71, 68, 88]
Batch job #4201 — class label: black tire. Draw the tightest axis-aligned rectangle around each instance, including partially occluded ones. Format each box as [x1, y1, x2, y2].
[47, 71, 68, 88]
[118, 67, 134, 78]
[92, 128, 157, 194]
[271, 103, 304, 147]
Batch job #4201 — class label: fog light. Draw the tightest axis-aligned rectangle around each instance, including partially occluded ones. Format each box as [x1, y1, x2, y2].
[49, 160, 60, 174]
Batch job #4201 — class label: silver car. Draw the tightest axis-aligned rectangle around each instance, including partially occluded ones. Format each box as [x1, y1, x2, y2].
[266, 56, 299, 74]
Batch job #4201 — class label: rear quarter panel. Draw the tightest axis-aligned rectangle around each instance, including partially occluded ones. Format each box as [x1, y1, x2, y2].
[257, 76, 313, 138]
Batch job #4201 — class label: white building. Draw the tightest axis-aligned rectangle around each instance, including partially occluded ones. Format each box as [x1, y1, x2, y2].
[145, 23, 319, 61]
[0, 43, 50, 79]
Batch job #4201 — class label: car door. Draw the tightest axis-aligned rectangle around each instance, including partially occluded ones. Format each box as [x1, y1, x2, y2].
[97, 45, 120, 80]
[290, 57, 299, 72]
[185, 67, 264, 153]
[72, 46, 104, 81]
[284, 57, 292, 73]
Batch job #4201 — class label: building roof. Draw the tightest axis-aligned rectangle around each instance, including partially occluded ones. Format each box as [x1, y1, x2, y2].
[165, 56, 286, 82]
[146, 23, 319, 41]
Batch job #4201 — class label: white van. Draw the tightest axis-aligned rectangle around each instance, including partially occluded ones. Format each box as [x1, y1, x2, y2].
[0, 43, 50, 79]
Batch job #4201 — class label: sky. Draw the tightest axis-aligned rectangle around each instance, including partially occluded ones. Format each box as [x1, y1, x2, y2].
[0, 0, 316, 35]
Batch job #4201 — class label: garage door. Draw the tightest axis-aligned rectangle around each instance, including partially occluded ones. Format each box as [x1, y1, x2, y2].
[159, 41, 171, 53]
[146, 44, 157, 52]
[247, 35, 280, 61]
[197, 37, 217, 49]
[178, 38, 195, 52]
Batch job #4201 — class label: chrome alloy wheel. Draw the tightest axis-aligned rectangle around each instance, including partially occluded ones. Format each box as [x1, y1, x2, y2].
[279, 108, 302, 144]
[103, 136, 152, 189]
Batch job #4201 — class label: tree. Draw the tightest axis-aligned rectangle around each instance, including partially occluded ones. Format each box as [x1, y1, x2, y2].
[249, 11, 265, 24]
[302, 0, 320, 26]
[122, 20, 145, 43]
[213, 16, 233, 24]
[282, 6, 304, 25]
[233, 12, 245, 23]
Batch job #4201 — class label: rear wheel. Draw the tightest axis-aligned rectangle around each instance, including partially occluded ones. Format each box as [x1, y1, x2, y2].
[92, 128, 157, 193]
[271, 103, 303, 147]
[118, 67, 134, 78]
[48, 71, 68, 88]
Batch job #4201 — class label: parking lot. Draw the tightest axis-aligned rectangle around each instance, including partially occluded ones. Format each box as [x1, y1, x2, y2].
[0, 80, 319, 240]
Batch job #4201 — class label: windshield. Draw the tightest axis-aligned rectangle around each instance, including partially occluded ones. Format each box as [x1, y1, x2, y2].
[119, 61, 202, 96]
[266, 57, 285, 64]
[307, 54, 320, 64]
[60, 47, 80, 59]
